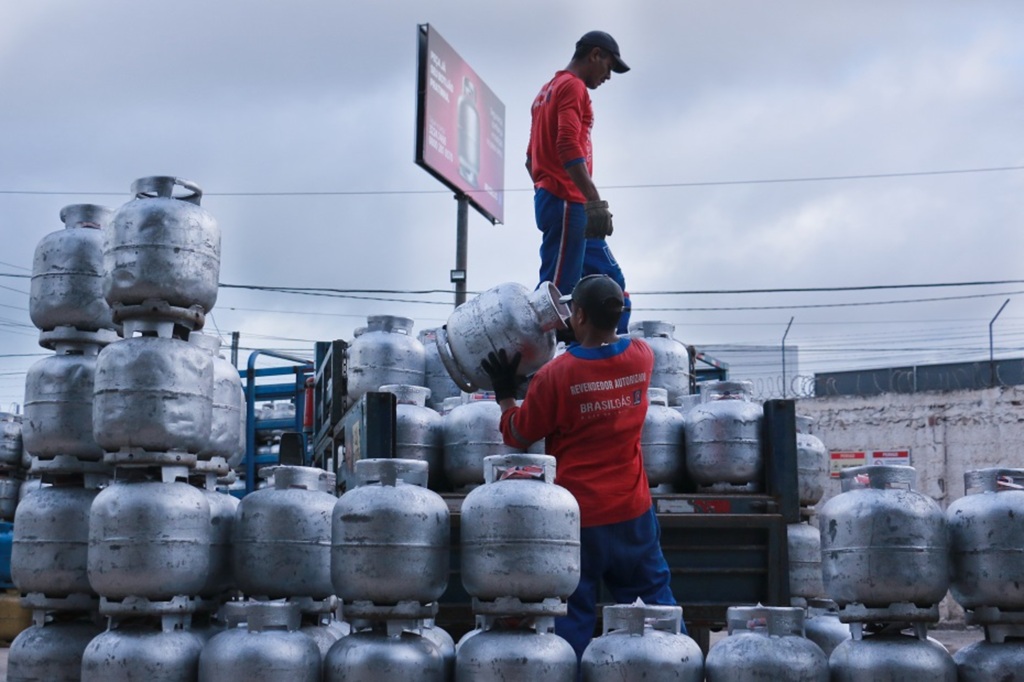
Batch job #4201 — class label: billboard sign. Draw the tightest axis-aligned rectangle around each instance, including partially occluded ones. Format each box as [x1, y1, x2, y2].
[415, 23, 505, 224]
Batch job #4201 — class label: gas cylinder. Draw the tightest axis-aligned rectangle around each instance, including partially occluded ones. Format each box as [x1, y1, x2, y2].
[641, 387, 685, 491]
[0, 412, 23, 467]
[233, 466, 336, 599]
[198, 601, 321, 681]
[104, 176, 220, 313]
[30, 204, 114, 333]
[829, 629, 956, 681]
[332, 458, 449, 605]
[704, 606, 828, 681]
[7, 616, 104, 682]
[92, 326, 213, 456]
[435, 281, 568, 393]
[455, 615, 577, 681]
[460, 454, 580, 603]
[802, 599, 850, 657]
[684, 381, 763, 491]
[190, 332, 243, 463]
[787, 520, 824, 600]
[0, 476, 21, 521]
[795, 415, 827, 507]
[12, 479, 104, 598]
[442, 392, 521, 491]
[194, 482, 238, 599]
[22, 340, 105, 461]
[947, 468, 1024, 610]
[953, 633, 1024, 681]
[379, 385, 445, 490]
[346, 316, 425, 404]
[87, 474, 212, 600]
[581, 604, 704, 681]
[324, 619, 446, 682]
[419, 328, 461, 410]
[629, 321, 692, 404]
[81, 620, 206, 682]
[818, 465, 949, 608]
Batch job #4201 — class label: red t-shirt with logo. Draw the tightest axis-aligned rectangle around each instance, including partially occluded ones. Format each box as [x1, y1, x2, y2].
[499, 337, 653, 527]
[527, 70, 593, 204]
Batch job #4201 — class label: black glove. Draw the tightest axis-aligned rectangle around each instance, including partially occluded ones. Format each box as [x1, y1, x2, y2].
[480, 348, 522, 402]
[584, 199, 614, 239]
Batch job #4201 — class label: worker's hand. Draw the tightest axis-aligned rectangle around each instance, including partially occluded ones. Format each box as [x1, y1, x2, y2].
[584, 200, 614, 239]
[480, 348, 522, 402]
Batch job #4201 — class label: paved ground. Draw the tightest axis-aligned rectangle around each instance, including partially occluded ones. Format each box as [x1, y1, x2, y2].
[0, 626, 984, 679]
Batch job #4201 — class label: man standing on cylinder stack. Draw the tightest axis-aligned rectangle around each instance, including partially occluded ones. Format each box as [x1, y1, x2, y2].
[480, 274, 680, 661]
[527, 30, 632, 335]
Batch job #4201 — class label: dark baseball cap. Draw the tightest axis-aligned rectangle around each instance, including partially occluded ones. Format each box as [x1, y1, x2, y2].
[559, 274, 625, 317]
[577, 30, 630, 74]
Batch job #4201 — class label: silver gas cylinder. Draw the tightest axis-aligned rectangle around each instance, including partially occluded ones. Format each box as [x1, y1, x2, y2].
[829, 629, 956, 681]
[818, 465, 949, 609]
[193, 479, 238, 599]
[7, 616, 104, 682]
[0, 411, 23, 467]
[30, 204, 115, 333]
[419, 328, 462, 410]
[324, 619, 446, 682]
[190, 332, 243, 463]
[23, 340, 105, 461]
[683, 381, 763, 491]
[435, 281, 568, 393]
[199, 601, 322, 682]
[379, 385, 444, 490]
[947, 468, 1024, 610]
[802, 599, 850, 657]
[300, 613, 350, 661]
[455, 615, 578, 682]
[641, 387, 685, 491]
[796, 415, 828, 507]
[12, 478, 105, 598]
[442, 392, 521, 491]
[705, 606, 828, 681]
[460, 454, 580, 603]
[629, 321, 692, 404]
[953, 629, 1024, 682]
[581, 603, 704, 681]
[332, 459, 449, 605]
[88, 472, 212, 600]
[787, 520, 824, 600]
[81, 619, 205, 682]
[346, 316, 425, 404]
[92, 325, 214, 457]
[233, 466, 336, 599]
[104, 176, 220, 313]
[0, 475, 21, 521]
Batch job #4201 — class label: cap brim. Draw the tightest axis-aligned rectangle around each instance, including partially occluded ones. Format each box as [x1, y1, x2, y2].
[611, 56, 629, 74]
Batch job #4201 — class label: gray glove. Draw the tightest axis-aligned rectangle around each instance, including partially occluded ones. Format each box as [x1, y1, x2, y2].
[584, 200, 614, 239]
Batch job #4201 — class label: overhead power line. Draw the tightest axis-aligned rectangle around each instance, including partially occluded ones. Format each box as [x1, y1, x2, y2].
[0, 165, 1021, 197]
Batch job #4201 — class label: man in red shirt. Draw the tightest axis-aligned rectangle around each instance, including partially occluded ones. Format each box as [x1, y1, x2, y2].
[481, 275, 679, 660]
[527, 31, 632, 334]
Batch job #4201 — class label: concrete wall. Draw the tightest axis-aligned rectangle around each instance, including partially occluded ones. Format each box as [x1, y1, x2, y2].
[794, 384, 1024, 624]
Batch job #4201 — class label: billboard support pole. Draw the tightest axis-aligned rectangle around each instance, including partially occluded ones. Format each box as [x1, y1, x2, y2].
[453, 193, 469, 307]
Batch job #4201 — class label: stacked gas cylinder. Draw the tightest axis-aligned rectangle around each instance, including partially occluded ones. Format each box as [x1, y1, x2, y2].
[0, 411, 25, 526]
[946, 467, 1024, 679]
[705, 605, 828, 680]
[7, 203, 118, 679]
[582, 603, 703, 680]
[325, 457, 452, 679]
[455, 453, 580, 680]
[818, 464, 957, 679]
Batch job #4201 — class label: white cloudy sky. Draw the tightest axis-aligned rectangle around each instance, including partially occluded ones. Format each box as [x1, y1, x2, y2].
[1, 0, 1023, 407]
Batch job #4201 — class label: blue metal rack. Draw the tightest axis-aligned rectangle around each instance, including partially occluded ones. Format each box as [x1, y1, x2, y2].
[241, 349, 315, 494]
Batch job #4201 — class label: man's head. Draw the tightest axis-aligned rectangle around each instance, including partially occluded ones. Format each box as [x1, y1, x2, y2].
[571, 30, 629, 89]
[560, 274, 625, 332]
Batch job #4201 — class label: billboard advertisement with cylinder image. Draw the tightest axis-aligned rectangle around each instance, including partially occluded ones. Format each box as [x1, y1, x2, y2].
[415, 23, 506, 224]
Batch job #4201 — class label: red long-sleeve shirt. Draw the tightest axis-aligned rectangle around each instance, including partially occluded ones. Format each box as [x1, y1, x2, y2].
[527, 70, 593, 204]
[499, 337, 653, 527]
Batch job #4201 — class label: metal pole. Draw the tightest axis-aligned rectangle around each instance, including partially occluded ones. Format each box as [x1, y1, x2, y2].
[989, 298, 1010, 387]
[781, 316, 794, 398]
[454, 194, 469, 307]
[231, 331, 240, 368]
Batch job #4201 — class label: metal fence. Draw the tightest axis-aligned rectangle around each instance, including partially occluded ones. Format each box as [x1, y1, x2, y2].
[813, 359, 1024, 398]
